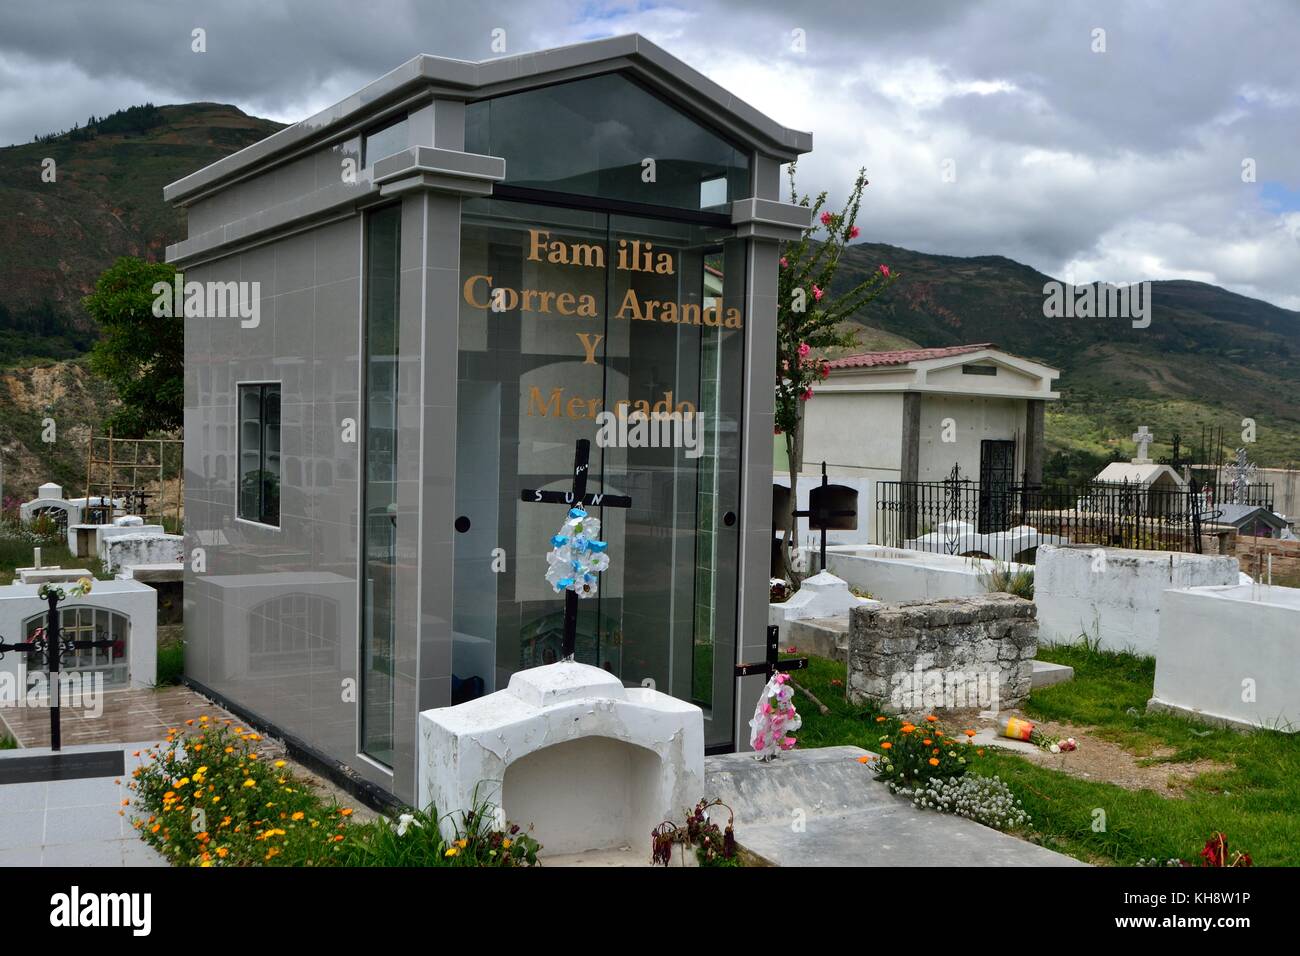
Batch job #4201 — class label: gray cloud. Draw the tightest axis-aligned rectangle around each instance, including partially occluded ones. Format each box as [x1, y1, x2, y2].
[2, 0, 1296, 307]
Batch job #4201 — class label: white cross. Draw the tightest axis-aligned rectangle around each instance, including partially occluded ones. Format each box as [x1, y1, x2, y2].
[1131, 425, 1153, 462]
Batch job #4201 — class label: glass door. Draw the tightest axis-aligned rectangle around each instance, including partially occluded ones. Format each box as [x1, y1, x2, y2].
[452, 198, 745, 748]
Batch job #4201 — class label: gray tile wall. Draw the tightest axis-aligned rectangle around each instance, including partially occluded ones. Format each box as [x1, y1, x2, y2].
[184, 213, 381, 790]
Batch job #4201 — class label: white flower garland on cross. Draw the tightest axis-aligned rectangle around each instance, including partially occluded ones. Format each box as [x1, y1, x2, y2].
[544, 507, 610, 598]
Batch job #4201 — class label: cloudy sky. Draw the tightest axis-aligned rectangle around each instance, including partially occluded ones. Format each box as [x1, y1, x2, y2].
[3, 0, 1297, 308]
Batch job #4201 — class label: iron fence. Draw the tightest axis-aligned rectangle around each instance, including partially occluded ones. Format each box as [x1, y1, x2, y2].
[876, 479, 1208, 559]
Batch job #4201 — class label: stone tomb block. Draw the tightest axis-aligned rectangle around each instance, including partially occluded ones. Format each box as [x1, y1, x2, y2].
[848, 594, 1037, 713]
[418, 661, 704, 856]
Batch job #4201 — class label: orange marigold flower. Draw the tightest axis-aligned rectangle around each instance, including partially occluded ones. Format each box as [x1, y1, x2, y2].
[339, 808, 354, 817]
[856, 755, 871, 764]
[928, 757, 940, 766]
[874, 716, 886, 723]
[977, 748, 985, 756]
[922, 739, 932, 746]
[925, 715, 938, 722]
[880, 742, 892, 750]
[964, 729, 976, 737]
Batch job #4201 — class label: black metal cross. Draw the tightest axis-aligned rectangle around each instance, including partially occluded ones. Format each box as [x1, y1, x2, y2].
[0, 587, 116, 751]
[520, 438, 631, 660]
[735, 625, 807, 681]
[794, 461, 857, 573]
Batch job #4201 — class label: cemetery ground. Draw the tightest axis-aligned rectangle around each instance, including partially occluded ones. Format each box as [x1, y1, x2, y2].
[792, 647, 1300, 866]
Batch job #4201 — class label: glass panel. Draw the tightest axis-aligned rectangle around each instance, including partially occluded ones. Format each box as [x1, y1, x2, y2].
[363, 116, 408, 167]
[238, 386, 262, 520]
[452, 197, 745, 748]
[262, 386, 281, 524]
[360, 204, 401, 765]
[465, 73, 750, 212]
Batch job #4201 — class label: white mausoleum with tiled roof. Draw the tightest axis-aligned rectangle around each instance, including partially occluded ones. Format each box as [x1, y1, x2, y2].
[798, 343, 1061, 497]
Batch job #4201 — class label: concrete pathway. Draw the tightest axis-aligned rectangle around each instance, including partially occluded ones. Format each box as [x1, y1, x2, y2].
[705, 745, 1085, 866]
[0, 741, 168, 867]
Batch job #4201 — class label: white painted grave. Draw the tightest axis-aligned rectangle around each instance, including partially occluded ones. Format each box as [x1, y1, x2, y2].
[769, 569, 875, 631]
[418, 660, 703, 856]
[1149, 583, 1300, 731]
[1035, 544, 1238, 655]
[825, 545, 1031, 602]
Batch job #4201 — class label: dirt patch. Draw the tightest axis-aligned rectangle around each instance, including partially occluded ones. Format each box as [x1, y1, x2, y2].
[980, 714, 1230, 796]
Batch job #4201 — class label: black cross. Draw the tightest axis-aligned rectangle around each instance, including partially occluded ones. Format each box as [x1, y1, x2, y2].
[520, 438, 631, 660]
[0, 586, 116, 751]
[734, 625, 807, 680]
[794, 461, 857, 573]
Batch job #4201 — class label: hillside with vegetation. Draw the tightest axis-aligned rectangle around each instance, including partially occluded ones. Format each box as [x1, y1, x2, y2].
[0, 103, 284, 498]
[831, 242, 1300, 480]
[1, 101, 1295, 492]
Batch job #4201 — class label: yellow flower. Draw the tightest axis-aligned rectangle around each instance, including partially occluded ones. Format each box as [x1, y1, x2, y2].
[503, 839, 512, 849]
[291, 811, 305, 821]
[274, 760, 286, 769]
[242, 779, 256, 788]
[445, 847, 459, 858]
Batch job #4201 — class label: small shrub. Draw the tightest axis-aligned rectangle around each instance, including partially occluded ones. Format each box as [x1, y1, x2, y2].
[651, 798, 740, 867]
[890, 774, 1030, 831]
[129, 717, 543, 867]
[155, 639, 184, 687]
[978, 560, 1034, 600]
[338, 800, 541, 867]
[867, 714, 980, 787]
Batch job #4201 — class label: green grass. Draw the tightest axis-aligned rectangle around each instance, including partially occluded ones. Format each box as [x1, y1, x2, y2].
[0, 537, 111, 585]
[792, 647, 1300, 866]
[156, 637, 184, 687]
[0, 733, 16, 750]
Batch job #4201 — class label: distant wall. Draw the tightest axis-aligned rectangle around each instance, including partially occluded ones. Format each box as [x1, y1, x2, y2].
[1035, 544, 1239, 655]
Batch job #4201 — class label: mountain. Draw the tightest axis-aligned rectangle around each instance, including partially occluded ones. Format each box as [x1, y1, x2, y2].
[831, 242, 1300, 477]
[0, 103, 284, 498]
[0, 103, 285, 362]
[0, 102, 1295, 488]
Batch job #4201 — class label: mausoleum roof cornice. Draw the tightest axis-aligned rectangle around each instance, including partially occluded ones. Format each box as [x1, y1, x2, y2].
[165, 34, 812, 205]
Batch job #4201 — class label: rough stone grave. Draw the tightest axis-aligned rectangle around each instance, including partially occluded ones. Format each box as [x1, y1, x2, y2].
[847, 594, 1038, 714]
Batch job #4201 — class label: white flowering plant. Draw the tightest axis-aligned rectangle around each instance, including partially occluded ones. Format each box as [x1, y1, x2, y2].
[890, 774, 1031, 832]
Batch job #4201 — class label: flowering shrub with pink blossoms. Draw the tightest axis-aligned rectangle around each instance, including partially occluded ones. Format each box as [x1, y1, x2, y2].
[775, 164, 898, 581]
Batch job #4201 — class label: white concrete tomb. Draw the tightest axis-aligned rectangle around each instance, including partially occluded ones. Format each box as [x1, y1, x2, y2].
[418, 660, 704, 856]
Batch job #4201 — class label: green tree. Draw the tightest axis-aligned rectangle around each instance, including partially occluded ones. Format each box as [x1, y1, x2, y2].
[83, 256, 182, 435]
[776, 165, 898, 582]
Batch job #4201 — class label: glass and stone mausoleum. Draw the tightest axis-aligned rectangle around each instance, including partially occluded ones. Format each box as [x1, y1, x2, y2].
[168, 35, 812, 803]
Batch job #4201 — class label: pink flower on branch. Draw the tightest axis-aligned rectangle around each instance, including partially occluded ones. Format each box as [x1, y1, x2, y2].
[797, 342, 810, 357]
[812, 285, 824, 301]
[819, 211, 833, 227]
[879, 264, 890, 277]
[779, 256, 788, 267]
[849, 225, 860, 239]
